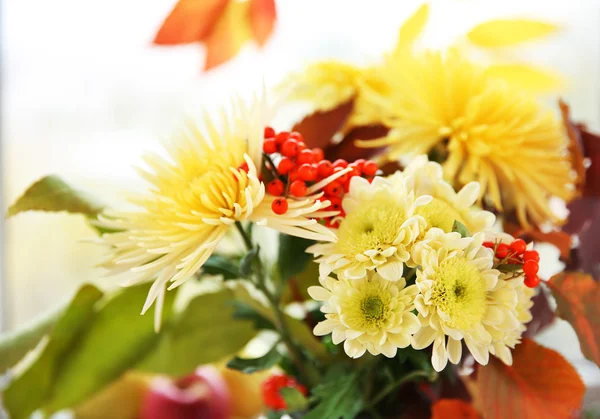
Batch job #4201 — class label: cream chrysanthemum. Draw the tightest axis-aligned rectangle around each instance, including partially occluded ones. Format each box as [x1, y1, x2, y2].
[308, 272, 420, 358]
[96, 96, 338, 330]
[411, 228, 530, 371]
[402, 156, 495, 235]
[359, 49, 575, 226]
[307, 174, 431, 281]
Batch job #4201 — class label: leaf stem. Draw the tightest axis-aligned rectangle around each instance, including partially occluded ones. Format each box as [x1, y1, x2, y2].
[369, 370, 431, 407]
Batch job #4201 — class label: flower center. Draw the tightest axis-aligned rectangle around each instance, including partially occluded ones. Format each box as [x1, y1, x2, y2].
[415, 197, 465, 233]
[341, 282, 393, 333]
[337, 195, 407, 255]
[361, 296, 385, 322]
[431, 256, 486, 330]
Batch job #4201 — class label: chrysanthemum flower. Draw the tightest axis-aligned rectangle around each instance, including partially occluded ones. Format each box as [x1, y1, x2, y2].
[402, 156, 495, 235]
[307, 174, 431, 281]
[411, 228, 531, 371]
[358, 49, 575, 227]
[96, 97, 338, 330]
[308, 272, 420, 358]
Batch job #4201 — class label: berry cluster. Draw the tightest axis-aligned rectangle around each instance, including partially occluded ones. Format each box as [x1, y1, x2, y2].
[263, 127, 379, 225]
[261, 373, 308, 411]
[483, 238, 541, 288]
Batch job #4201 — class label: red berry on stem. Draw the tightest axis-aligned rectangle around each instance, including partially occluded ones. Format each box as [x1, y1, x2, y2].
[522, 260, 539, 277]
[334, 167, 349, 184]
[281, 139, 300, 158]
[264, 126, 275, 139]
[509, 239, 527, 255]
[353, 159, 366, 170]
[277, 157, 295, 175]
[297, 141, 307, 152]
[262, 374, 306, 411]
[317, 160, 334, 178]
[275, 132, 290, 145]
[271, 198, 288, 215]
[297, 163, 317, 181]
[327, 195, 342, 211]
[297, 149, 315, 165]
[362, 160, 378, 176]
[482, 241, 495, 249]
[495, 243, 509, 259]
[524, 274, 540, 288]
[290, 180, 307, 197]
[313, 148, 324, 162]
[263, 138, 277, 154]
[267, 179, 285, 196]
[332, 159, 348, 169]
[348, 163, 362, 177]
[324, 181, 343, 197]
[289, 131, 303, 141]
[238, 162, 249, 173]
[523, 250, 540, 263]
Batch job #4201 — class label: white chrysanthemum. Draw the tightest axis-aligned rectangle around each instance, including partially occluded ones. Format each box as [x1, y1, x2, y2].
[307, 174, 431, 281]
[308, 272, 420, 358]
[402, 155, 495, 235]
[95, 96, 339, 330]
[411, 228, 528, 371]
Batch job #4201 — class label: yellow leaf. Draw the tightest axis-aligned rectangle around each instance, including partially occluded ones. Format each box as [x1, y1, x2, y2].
[485, 64, 564, 93]
[394, 3, 429, 54]
[468, 19, 559, 48]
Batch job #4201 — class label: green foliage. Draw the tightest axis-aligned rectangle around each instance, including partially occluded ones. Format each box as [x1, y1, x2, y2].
[452, 220, 470, 238]
[201, 254, 241, 280]
[497, 263, 523, 273]
[7, 175, 104, 218]
[227, 343, 282, 374]
[278, 235, 315, 283]
[240, 246, 261, 277]
[304, 366, 365, 419]
[280, 387, 309, 412]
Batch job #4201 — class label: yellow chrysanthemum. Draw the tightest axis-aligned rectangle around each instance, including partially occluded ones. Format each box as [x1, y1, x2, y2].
[307, 174, 430, 281]
[358, 49, 575, 227]
[96, 97, 338, 330]
[308, 272, 420, 358]
[411, 228, 532, 371]
[402, 155, 495, 235]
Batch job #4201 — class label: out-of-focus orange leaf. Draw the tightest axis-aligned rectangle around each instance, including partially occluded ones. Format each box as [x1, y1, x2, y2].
[249, 0, 276, 46]
[154, 0, 229, 45]
[292, 100, 354, 150]
[431, 399, 480, 419]
[204, 0, 252, 70]
[477, 339, 585, 419]
[504, 221, 571, 261]
[559, 100, 586, 195]
[547, 272, 600, 367]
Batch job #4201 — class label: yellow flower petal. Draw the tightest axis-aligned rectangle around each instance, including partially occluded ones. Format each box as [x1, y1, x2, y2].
[485, 63, 564, 93]
[394, 3, 429, 54]
[467, 19, 559, 48]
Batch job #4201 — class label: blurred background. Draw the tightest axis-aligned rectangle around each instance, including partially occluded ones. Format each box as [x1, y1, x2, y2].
[2, 0, 599, 399]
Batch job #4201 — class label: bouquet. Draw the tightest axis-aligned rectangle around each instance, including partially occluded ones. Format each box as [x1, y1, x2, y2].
[1, 3, 598, 419]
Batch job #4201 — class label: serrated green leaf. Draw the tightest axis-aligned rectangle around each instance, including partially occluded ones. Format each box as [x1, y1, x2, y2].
[278, 235, 314, 283]
[280, 387, 308, 411]
[240, 246, 260, 277]
[452, 220, 470, 238]
[201, 254, 241, 280]
[304, 368, 364, 419]
[7, 175, 104, 218]
[227, 343, 281, 374]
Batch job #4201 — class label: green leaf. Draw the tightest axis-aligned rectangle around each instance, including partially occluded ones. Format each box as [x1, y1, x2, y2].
[136, 289, 256, 376]
[227, 343, 282, 374]
[280, 387, 308, 412]
[240, 246, 260, 277]
[201, 254, 241, 280]
[497, 263, 523, 273]
[7, 175, 104, 218]
[278, 235, 314, 282]
[452, 220, 470, 238]
[304, 367, 364, 419]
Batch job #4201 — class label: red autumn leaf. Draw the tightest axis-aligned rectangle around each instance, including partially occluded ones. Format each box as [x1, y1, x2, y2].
[547, 272, 600, 367]
[522, 288, 555, 338]
[431, 399, 480, 419]
[292, 100, 354, 150]
[559, 100, 586, 195]
[578, 124, 600, 197]
[477, 338, 585, 419]
[503, 221, 571, 261]
[249, 0, 276, 46]
[154, 0, 229, 45]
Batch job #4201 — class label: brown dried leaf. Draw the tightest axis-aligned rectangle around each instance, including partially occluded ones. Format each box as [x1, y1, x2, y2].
[292, 100, 354, 150]
[325, 125, 389, 162]
[559, 100, 586, 195]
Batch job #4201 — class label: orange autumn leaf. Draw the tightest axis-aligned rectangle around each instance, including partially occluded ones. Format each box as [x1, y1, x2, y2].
[154, 0, 229, 45]
[431, 399, 480, 419]
[477, 339, 585, 419]
[547, 272, 600, 367]
[249, 0, 276, 46]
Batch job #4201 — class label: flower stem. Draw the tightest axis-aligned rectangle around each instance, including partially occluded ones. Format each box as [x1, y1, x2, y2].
[369, 370, 432, 407]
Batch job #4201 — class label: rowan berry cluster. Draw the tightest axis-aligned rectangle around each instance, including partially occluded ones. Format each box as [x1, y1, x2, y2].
[483, 238, 541, 288]
[261, 373, 307, 411]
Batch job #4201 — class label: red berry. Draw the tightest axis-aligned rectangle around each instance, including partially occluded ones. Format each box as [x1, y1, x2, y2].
[261, 374, 306, 411]
[297, 149, 315, 165]
[267, 179, 285, 196]
[353, 159, 366, 170]
[317, 160, 334, 178]
[332, 159, 348, 169]
[271, 198, 288, 215]
[482, 241, 495, 249]
[281, 139, 300, 158]
[348, 163, 362, 177]
[509, 239, 527, 255]
[324, 181, 343, 197]
[289, 131, 303, 141]
[263, 138, 277, 154]
[289, 169, 299, 182]
[523, 250, 540, 263]
[362, 160, 378, 176]
[238, 162, 249, 173]
[327, 196, 342, 211]
[297, 163, 317, 181]
[275, 131, 290, 145]
[522, 260, 539, 277]
[334, 167, 349, 184]
[343, 177, 351, 193]
[524, 274, 540, 288]
[495, 243, 510, 259]
[297, 141, 307, 152]
[264, 126, 275, 139]
[313, 148, 325, 162]
[290, 180, 307, 197]
[277, 157, 295, 175]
